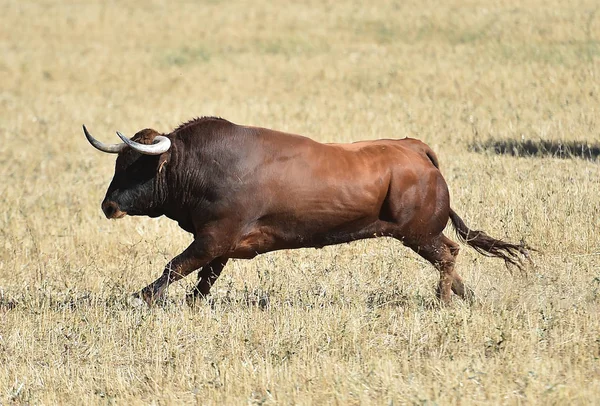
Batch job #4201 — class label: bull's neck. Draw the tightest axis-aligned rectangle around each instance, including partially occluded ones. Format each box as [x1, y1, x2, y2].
[158, 146, 203, 235]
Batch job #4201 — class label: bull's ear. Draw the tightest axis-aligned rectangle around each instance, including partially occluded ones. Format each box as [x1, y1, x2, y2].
[158, 151, 170, 174]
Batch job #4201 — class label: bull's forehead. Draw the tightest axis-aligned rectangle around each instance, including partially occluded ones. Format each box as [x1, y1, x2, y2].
[131, 128, 160, 144]
[114, 147, 142, 170]
[111, 128, 164, 171]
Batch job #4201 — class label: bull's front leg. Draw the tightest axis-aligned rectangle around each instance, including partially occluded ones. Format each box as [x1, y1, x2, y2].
[186, 257, 229, 304]
[135, 241, 215, 306]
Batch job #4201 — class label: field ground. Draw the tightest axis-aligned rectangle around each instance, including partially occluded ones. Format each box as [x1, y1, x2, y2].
[1, 0, 599, 404]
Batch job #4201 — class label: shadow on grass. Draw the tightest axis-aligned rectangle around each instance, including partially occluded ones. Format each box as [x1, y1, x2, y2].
[469, 138, 600, 161]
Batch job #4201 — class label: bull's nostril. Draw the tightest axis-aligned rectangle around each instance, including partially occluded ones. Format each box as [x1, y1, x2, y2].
[102, 201, 119, 218]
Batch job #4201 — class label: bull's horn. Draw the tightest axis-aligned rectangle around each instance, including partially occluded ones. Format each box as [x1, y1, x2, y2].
[116, 131, 171, 155]
[83, 125, 126, 154]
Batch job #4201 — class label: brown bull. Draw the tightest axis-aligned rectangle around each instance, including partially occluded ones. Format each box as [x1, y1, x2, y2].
[83, 117, 530, 305]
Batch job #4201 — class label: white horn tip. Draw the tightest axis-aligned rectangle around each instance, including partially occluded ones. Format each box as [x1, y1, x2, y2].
[116, 131, 128, 142]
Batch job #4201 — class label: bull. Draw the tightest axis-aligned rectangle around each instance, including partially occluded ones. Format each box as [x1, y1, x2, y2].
[83, 117, 530, 305]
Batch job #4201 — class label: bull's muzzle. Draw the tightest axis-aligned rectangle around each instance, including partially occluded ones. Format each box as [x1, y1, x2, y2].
[102, 200, 126, 219]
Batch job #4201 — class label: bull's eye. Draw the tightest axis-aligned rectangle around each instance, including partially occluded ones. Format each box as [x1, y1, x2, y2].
[123, 156, 156, 184]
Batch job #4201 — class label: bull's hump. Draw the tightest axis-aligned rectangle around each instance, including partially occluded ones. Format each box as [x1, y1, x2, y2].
[172, 116, 231, 133]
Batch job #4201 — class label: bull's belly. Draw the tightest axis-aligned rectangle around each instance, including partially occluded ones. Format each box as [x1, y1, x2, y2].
[228, 209, 386, 259]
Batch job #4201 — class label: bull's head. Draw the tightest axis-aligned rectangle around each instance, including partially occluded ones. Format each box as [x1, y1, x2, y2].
[83, 126, 171, 219]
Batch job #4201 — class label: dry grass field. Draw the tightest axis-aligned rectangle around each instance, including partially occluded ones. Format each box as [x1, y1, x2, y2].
[1, 0, 599, 404]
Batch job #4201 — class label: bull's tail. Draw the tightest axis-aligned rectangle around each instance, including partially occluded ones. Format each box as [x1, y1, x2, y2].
[449, 208, 532, 269]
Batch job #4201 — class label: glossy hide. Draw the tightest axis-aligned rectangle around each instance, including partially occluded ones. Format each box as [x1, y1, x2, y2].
[92, 117, 530, 305]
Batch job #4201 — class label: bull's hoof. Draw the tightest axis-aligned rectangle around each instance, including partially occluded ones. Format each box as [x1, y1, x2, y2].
[185, 291, 209, 307]
[129, 290, 164, 307]
[128, 295, 148, 308]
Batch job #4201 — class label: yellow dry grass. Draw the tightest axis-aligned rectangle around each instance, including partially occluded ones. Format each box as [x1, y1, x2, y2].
[1, 0, 599, 404]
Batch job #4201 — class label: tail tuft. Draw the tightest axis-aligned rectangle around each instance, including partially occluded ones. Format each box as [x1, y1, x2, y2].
[449, 209, 533, 270]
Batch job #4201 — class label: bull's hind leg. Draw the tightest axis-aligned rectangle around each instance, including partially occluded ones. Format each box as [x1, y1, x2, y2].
[406, 234, 473, 304]
[441, 235, 475, 301]
[186, 257, 228, 304]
